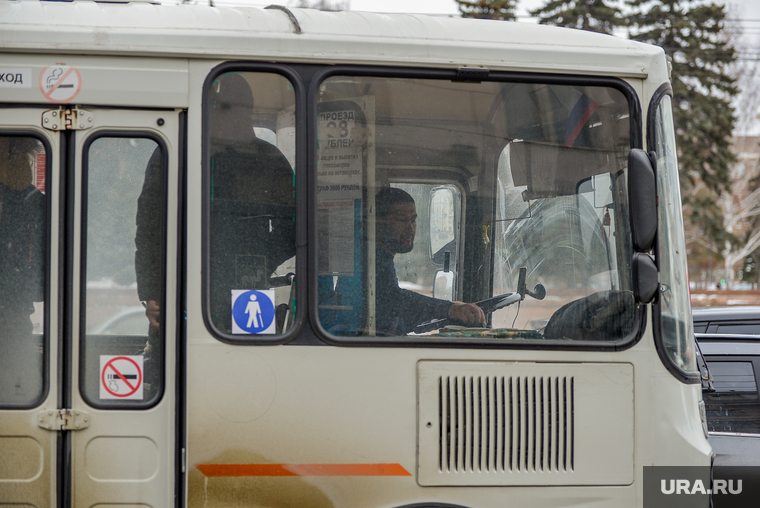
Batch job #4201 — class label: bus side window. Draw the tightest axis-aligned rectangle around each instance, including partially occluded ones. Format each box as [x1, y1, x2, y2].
[82, 136, 164, 407]
[206, 72, 296, 337]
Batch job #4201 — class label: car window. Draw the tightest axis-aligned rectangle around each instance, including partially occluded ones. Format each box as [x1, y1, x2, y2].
[714, 323, 760, 334]
[693, 323, 708, 334]
[703, 360, 760, 434]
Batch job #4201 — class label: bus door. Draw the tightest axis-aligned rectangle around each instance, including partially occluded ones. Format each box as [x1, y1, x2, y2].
[0, 105, 181, 506]
[66, 107, 180, 507]
[0, 109, 57, 508]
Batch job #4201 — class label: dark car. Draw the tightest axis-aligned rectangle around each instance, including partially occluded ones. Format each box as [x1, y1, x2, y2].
[698, 333, 760, 452]
[693, 305, 760, 334]
[694, 307, 760, 505]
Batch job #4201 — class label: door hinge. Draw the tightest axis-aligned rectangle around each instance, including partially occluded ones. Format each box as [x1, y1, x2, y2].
[42, 107, 94, 131]
[38, 409, 90, 431]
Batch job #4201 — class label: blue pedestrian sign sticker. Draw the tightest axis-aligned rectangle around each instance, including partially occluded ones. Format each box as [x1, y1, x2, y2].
[231, 289, 276, 334]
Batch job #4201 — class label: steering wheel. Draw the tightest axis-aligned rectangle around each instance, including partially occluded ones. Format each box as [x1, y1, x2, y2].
[474, 292, 522, 314]
[412, 283, 546, 334]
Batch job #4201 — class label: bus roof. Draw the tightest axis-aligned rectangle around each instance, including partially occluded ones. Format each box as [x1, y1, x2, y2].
[1, 2, 664, 79]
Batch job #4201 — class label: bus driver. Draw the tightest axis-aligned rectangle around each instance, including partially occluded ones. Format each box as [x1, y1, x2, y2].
[374, 187, 485, 335]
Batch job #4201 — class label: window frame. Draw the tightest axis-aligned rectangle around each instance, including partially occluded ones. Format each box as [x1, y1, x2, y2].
[394, 179, 466, 302]
[0, 130, 52, 410]
[79, 131, 167, 410]
[200, 63, 307, 345]
[307, 65, 647, 350]
[647, 83, 701, 385]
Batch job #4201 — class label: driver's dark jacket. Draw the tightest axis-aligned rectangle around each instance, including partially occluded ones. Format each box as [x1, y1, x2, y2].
[375, 247, 452, 335]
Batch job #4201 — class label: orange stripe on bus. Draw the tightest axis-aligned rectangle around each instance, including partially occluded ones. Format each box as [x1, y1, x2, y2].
[196, 463, 412, 477]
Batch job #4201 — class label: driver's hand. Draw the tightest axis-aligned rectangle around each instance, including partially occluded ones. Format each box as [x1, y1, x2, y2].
[448, 302, 486, 327]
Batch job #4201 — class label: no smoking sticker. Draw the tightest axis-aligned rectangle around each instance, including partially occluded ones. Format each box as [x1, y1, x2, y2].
[100, 355, 143, 400]
[39, 65, 82, 103]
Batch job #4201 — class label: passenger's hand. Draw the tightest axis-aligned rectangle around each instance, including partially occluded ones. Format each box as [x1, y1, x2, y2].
[144, 300, 161, 329]
[448, 302, 486, 327]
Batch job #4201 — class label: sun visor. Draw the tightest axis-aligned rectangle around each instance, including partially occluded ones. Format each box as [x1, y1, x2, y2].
[510, 141, 614, 200]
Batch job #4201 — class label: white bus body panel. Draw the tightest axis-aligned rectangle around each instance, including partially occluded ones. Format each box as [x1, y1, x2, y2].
[184, 327, 709, 506]
[1, 3, 665, 79]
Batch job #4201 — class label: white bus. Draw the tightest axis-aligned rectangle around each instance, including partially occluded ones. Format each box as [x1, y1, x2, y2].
[0, 2, 710, 507]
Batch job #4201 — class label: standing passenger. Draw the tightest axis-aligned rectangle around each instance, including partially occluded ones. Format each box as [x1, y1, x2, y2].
[0, 136, 45, 403]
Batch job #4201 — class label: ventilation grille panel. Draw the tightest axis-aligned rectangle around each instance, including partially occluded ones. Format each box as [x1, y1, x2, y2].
[418, 361, 634, 486]
[438, 375, 573, 474]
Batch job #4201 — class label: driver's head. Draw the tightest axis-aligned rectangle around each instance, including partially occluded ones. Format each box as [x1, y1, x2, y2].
[376, 187, 417, 255]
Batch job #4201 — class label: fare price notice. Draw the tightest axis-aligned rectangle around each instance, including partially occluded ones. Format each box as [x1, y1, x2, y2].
[317, 110, 362, 189]
[317, 107, 364, 275]
[317, 109, 362, 200]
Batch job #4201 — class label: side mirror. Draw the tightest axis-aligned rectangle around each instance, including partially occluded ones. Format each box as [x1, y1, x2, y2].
[628, 149, 657, 252]
[628, 149, 659, 304]
[433, 270, 455, 301]
[429, 186, 460, 266]
[632, 252, 658, 304]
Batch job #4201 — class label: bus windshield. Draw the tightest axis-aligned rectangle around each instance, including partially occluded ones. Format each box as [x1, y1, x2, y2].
[316, 75, 635, 342]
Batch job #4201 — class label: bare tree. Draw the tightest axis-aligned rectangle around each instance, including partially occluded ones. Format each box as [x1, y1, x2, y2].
[718, 63, 760, 287]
